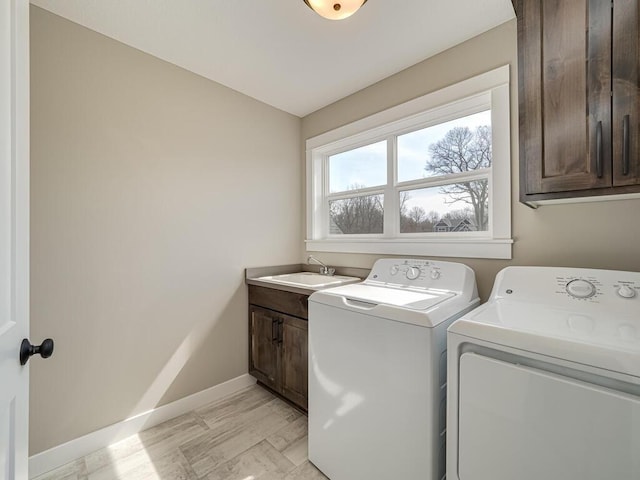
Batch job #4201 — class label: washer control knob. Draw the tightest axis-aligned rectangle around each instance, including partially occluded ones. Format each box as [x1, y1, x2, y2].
[406, 267, 421, 280]
[430, 270, 441, 280]
[390, 265, 399, 276]
[566, 279, 597, 299]
[617, 285, 636, 299]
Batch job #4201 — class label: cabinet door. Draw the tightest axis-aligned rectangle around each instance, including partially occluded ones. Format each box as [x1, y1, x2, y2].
[280, 314, 308, 410]
[518, 0, 612, 195]
[613, 0, 640, 186]
[249, 306, 280, 391]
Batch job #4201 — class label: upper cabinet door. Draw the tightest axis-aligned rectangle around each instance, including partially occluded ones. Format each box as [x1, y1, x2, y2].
[518, 0, 612, 195]
[612, 0, 640, 186]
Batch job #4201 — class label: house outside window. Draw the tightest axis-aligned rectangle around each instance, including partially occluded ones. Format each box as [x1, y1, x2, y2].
[306, 66, 513, 260]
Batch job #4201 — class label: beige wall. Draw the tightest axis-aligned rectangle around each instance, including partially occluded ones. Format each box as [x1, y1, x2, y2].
[30, 7, 640, 457]
[302, 19, 640, 301]
[30, 6, 302, 454]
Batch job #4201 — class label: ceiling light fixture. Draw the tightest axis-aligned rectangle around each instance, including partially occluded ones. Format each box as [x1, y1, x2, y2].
[303, 0, 368, 20]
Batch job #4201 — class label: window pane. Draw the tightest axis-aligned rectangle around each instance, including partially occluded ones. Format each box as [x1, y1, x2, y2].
[399, 180, 489, 233]
[329, 194, 384, 235]
[397, 110, 492, 183]
[329, 141, 387, 193]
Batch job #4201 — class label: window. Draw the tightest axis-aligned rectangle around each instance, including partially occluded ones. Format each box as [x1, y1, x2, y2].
[306, 66, 512, 259]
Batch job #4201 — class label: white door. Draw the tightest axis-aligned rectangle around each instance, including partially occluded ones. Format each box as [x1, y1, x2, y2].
[0, 0, 30, 478]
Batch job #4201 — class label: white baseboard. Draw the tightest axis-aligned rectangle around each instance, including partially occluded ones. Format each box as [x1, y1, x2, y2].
[29, 374, 256, 478]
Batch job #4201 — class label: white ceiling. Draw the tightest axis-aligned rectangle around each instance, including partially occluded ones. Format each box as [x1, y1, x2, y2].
[30, 0, 515, 117]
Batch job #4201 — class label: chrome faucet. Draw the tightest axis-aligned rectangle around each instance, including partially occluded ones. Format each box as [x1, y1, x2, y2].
[308, 255, 335, 276]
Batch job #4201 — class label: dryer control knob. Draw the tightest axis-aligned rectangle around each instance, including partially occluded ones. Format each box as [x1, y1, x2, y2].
[566, 279, 596, 299]
[390, 265, 399, 276]
[617, 285, 636, 299]
[430, 270, 441, 280]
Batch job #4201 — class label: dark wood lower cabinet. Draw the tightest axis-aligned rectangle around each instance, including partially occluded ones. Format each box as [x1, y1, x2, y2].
[248, 286, 309, 411]
[281, 315, 308, 410]
[249, 306, 280, 391]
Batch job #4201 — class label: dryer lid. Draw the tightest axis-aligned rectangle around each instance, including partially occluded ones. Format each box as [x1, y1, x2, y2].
[449, 299, 640, 379]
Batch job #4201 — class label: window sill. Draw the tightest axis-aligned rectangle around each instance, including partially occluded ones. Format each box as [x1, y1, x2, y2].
[305, 238, 513, 260]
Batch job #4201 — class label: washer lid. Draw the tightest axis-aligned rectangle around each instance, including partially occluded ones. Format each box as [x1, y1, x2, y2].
[317, 283, 455, 310]
[321, 283, 455, 310]
[309, 282, 472, 328]
[449, 299, 640, 379]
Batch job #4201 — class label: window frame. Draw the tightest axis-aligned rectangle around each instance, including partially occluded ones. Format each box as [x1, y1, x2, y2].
[306, 66, 512, 259]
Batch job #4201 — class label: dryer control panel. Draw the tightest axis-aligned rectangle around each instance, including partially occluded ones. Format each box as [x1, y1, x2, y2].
[366, 258, 476, 295]
[492, 266, 640, 311]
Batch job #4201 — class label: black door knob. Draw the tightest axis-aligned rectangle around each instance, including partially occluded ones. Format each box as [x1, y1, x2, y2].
[20, 338, 54, 366]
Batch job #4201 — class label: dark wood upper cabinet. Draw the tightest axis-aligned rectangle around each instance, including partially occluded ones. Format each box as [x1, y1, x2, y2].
[516, 0, 640, 205]
[613, 0, 640, 186]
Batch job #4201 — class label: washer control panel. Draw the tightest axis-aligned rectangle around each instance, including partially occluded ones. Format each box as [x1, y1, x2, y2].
[366, 258, 475, 294]
[494, 266, 640, 310]
[383, 259, 442, 283]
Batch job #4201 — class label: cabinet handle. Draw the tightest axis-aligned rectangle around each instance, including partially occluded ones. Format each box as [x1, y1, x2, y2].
[623, 115, 630, 176]
[278, 319, 284, 345]
[272, 319, 278, 342]
[596, 121, 603, 178]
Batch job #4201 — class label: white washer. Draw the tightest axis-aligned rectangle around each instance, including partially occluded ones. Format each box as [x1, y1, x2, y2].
[447, 266, 640, 480]
[308, 258, 479, 480]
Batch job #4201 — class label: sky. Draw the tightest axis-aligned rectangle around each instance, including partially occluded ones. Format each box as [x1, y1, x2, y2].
[328, 110, 491, 217]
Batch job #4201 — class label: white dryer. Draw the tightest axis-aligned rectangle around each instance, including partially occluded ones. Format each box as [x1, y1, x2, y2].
[308, 258, 479, 480]
[447, 266, 640, 480]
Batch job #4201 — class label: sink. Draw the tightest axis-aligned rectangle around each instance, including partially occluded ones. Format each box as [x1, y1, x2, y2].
[256, 272, 361, 289]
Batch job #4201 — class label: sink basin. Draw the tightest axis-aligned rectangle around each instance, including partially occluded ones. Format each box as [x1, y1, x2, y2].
[256, 272, 361, 289]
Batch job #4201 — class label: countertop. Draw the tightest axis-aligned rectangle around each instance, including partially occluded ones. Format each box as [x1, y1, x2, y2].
[245, 263, 369, 296]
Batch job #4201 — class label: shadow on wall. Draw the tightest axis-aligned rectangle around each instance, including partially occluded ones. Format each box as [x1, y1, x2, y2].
[154, 284, 249, 408]
[102, 283, 248, 450]
[67, 284, 267, 479]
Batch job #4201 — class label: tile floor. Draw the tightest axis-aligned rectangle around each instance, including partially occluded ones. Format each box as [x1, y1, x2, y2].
[34, 385, 327, 480]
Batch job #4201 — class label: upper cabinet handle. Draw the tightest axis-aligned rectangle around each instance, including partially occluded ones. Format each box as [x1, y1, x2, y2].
[623, 115, 630, 176]
[596, 121, 603, 178]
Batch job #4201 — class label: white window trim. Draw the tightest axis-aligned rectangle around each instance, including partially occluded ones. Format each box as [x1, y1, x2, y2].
[305, 65, 513, 260]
